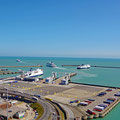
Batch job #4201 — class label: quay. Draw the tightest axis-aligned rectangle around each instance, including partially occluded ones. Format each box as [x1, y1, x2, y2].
[40, 72, 77, 84]
[1, 74, 120, 120]
[0, 65, 43, 68]
[54, 73, 77, 84]
[70, 82, 120, 89]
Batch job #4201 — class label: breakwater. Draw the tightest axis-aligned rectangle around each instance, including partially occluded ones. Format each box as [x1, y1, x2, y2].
[62, 65, 120, 69]
[70, 82, 120, 89]
[0, 65, 43, 68]
[91, 65, 120, 69]
[0, 71, 19, 75]
[62, 65, 79, 67]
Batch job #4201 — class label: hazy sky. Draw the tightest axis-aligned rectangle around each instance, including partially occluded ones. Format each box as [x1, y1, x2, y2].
[0, 0, 120, 58]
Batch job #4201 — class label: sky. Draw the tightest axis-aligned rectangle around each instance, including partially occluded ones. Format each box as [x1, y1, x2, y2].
[0, 0, 120, 58]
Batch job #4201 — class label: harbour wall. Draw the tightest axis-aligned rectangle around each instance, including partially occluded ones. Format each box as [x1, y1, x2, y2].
[70, 82, 120, 89]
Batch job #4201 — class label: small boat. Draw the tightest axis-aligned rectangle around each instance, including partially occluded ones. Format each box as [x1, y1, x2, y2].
[16, 59, 22, 62]
[46, 61, 56, 67]
[77, 64, 91, 69]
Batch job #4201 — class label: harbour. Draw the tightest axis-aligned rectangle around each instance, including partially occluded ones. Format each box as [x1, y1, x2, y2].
[1, 73, 119, 119]
[0, 57, 120, 120]
[1, 72, 120, 120]
[0, 0, 119, 119]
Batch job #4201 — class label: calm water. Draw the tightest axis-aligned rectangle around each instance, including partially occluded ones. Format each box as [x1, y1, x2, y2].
[0, 56, 120, 120]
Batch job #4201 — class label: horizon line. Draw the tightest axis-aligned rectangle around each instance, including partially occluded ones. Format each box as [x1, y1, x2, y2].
[0, 55, 120, 59]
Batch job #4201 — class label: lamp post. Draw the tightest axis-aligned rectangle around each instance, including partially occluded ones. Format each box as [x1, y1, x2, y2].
[6, 88, 8, 120]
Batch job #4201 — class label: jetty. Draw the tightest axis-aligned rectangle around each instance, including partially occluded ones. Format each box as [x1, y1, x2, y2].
[0, 70, 19, 75]
[0, 65, 43, 68]
[62, 65, 79, 67]
[55, 73, 77, 84]
[62, 65, 120, 69]
[40, 73, 77, 84]
[91, 65, 120, 69]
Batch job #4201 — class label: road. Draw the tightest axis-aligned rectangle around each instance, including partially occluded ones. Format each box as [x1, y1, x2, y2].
[0, 88, 57, 120]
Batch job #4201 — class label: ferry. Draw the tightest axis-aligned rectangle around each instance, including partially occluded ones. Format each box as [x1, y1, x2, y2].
[23, 68, 43, 78]
[77, 64, 91, 69]
[46, 61, 56, 67]
[16, 59, 22, 62]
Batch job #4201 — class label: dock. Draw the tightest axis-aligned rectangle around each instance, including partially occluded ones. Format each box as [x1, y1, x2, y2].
[1, 75, 120, 120]
[1, 70, 120, 120]
[54, 73, 77, 84]
[40, 73, 77, 84]
[0, 65, 43, 68]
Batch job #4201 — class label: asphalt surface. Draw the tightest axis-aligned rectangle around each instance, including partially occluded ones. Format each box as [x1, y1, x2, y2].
[79, 88, 120, 114]
[0, 88, 57, 120]
[59, 103, 74, 120]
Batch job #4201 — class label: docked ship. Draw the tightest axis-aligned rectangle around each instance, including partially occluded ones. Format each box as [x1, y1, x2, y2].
[46, 61, 56, 67]
[22, 68, 43, 78]
[77, 64, 91, 69]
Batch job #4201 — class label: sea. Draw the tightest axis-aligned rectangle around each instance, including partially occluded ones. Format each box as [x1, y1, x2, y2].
[0, 56, 120, 120]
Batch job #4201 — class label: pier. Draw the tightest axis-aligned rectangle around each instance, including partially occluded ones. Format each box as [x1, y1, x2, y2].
[40, 73, 77, 84]
[0, 65, 43, 68]
[62, 65, 120, 69]
[62, 65, 79, 67]
[0, 71, 19, 75]
[54, 73, 77, 84]
[91, 65, 120, 69]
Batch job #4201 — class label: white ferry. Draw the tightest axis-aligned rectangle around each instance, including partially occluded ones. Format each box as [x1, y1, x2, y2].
[16, 59, 22, 62]
[46, 61, 56, 67]
[23, 68, 43, 78]
[77, 64, 91, 69]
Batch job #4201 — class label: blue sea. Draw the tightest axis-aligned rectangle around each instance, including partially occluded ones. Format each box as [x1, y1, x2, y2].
[0, 56, 120, 120]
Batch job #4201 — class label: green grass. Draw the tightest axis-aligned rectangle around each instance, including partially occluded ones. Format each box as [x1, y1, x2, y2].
[30, 102, 44, 120]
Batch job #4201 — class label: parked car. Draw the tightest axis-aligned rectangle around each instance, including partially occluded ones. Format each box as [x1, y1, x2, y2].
[86, 109, 96, 115]
[107, 97, 116, 102]
[106, 89, 112, 92]
[78, 102, 88, 106]
[34, 94, 41, 98]
[98, 104, 108, 108]
[97, 92, 107, 97]
[84, 100, 92, 104]
[103, 100, 113, 105]
[114, 92, 120, 97]
[88, 99, 95, 101]
[93, 106, 105, 112]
